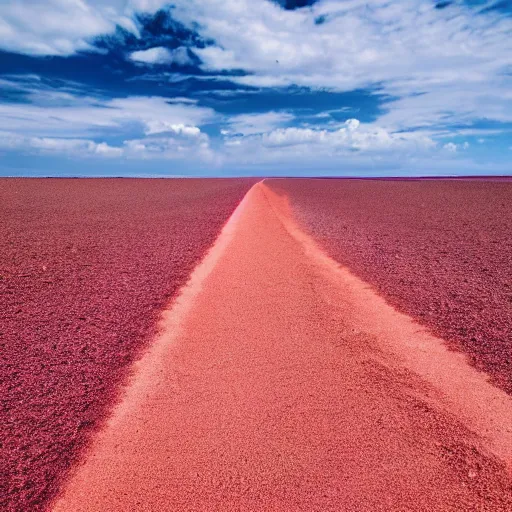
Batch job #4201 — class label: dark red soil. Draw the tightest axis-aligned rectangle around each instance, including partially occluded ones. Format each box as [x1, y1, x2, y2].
[0, 178, 255, 512]
[268, 178, 512, 394]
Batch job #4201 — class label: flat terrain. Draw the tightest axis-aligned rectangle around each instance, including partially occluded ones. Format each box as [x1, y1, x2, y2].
[3, 178, 512, 511]
[53, 183, 512, 511]
[0, 178, 255, 512]
[269, 178, 512, 394]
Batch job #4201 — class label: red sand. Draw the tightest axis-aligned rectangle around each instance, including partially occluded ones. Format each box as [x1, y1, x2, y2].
[53, 183, 512, 511]
[0, 178, 255, 512]
[267, 178, 512, 395]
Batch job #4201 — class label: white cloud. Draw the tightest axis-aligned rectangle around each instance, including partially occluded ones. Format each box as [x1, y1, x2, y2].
[345, 118, 360, 132]
[0, 85, 215, 162]
[442, 141, 470, 153]
[224, 111, 294, 136]
[170, 0, 512, 132]
[0, 131, 123, 157]
[126, 0, 168, 14]
[443, 142, 458, 152]
[123, 134, 218, 163]
[376, 84, 512, 133]
[94, 141, 124, 156]
[1, 1, 510, 174]
[129, 46, 193, 66]
[145, 122, 202, 136]
[0, 0, 117, 56]
[122, 120, 218, 164]
[0, 86, 215, 139]
[1, 1, 511, 138]
[0, 126, 216, 163]
[0, 0, 174, 56]
[223, 119, 437, 167]
[219, 124, 495, 176]
[173, 0, 511, 84]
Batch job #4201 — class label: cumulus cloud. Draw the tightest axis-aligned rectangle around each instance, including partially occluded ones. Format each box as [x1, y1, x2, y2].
[129, 46, 193, 66]
[0, 84, 215, 163]
[220, 125, 487, 176]
[0, 85, 215, 139]
[223, 119, 437, 166]
[443, 142, 458, 152]
[0, 127, 216, 163]
[442, 141, 470, 153]
[145, 122, 202, 136]
[0, 131, 123, 157]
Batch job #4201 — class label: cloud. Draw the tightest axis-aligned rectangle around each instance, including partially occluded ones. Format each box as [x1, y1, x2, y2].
[129, 46, 194, 66]
[0, 127, 216, 163]
[443, 142, 458, 152]
[123, 134, 218, 163]
[0, 0, 207, 57]
[0, 0, 178, 56]
[1, 1, 510, 175]
[224, 111, 295, 136]
[127, 0, 169, 14]
[2, 1, 511, 139]
[0, 82, 215, 162]
[0, 131, 123, 157]
[0, 0, 118, 56]
[174, 0, 511, 83]
[223, 119, 438, 167]
[172, 0, 512, 133]
[145, 122, 202, 136]
[442, 141, 470, 152]
[0, 82, 215, 139]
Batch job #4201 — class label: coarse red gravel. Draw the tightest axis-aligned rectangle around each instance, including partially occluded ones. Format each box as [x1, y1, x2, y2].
[0, 178, 255, 512]
[267, 178, 512, 394]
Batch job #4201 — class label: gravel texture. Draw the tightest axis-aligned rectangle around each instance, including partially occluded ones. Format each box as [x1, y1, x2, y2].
[52, 182, 512, 512]
[0, 178, 254, 512]
[268, 178, 512, 394]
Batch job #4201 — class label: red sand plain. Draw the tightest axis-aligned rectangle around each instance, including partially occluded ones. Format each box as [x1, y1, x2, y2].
[0, 178, 255, 512]
[268, 178, 512, 395]
[53, 183, 512, 511]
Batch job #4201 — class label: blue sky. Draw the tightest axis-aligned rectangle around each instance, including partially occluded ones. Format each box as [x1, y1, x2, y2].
[0, 0, 511, 176]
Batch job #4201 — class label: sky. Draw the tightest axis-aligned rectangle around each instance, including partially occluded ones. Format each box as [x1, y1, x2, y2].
[0, 0, 511, 177]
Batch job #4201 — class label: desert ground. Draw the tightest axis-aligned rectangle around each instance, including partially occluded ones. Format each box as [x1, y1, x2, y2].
[2, 178, 511, 511]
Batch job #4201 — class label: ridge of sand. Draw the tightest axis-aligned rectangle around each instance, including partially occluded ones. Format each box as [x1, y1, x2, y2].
[52, 182, 512, 511]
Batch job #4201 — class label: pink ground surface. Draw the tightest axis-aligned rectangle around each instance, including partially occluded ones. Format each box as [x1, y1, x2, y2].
[0, 178, 255, 512]
[52, 183, 512, 511]
[268, 178, 512, 395]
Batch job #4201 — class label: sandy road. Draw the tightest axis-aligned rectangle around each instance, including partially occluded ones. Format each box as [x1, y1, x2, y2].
[53, 182, 512, 511]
